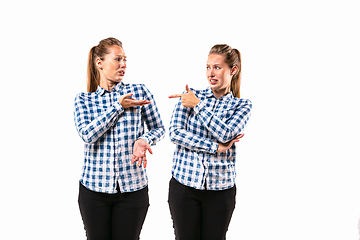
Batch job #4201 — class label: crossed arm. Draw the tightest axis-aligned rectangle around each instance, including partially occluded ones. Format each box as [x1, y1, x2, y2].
[169, 85, 245, 153]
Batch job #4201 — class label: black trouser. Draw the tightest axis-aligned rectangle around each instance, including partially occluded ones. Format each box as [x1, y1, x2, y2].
[78, 182, 149, 240]
[168, 177, 236, 240]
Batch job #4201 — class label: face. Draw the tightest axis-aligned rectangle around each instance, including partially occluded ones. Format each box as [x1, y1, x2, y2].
[97, 45, 127, 84]
[206, 53, 236, 97]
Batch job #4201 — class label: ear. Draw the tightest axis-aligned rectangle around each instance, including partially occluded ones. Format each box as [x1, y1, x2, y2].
[231, 66, 238, 76]
[96, 57, 103, 70]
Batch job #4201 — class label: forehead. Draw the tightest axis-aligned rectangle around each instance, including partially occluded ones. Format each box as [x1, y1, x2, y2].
[207, 53, 225, 65]
[107, 45, 125, 56]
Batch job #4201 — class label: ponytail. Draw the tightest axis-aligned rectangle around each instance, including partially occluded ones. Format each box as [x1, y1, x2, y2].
[86, 37, 123, 93]
[87, 46, 100, 93]
[209, 44, 242, 98]
[230, 48, 241, 98]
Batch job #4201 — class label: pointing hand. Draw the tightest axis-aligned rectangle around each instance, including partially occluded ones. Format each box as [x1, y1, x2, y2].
[169, 85, 201, 108]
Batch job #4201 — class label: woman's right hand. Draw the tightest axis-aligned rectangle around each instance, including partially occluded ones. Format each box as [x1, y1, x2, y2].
[216, 134, 245, 153]
[119, 93, 151, 108]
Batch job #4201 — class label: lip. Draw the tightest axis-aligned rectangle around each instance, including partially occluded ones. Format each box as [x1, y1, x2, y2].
[118, 70, 125, 76]
[209, 79, 218, 85]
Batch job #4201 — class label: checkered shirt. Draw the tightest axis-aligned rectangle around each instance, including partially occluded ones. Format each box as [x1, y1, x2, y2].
[74, 82, 165, 193]
[169, 87, 252, 190]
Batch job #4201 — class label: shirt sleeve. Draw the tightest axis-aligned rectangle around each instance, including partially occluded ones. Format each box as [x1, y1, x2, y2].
[193, 99, 252, 143]
[74, 93, 124, 144]
[169, 98, 218, 154]
[137, 85, 165, 146]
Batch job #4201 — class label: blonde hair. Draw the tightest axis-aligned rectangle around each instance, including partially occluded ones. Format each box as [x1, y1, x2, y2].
[87, 38, 123, 92]
[209, 44, 241, 98]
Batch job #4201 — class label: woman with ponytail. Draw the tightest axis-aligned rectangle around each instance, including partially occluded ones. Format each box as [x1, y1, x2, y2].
[168, 44, 252, 239]
[74, 37, 165, 239]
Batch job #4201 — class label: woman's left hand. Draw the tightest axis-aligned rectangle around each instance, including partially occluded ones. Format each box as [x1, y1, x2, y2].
[131, 139, 153, 168]
[216, 134, 245, 153]
[169, 85, 201, 108]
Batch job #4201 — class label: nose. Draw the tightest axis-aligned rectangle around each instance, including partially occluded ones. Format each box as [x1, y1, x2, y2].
[120, 60, 126, 68]
[207, 67, 215, 77]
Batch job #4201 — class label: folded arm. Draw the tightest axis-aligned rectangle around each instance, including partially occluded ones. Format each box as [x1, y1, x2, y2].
[193, 99, 252, 143]
[169, 100, 218, 154]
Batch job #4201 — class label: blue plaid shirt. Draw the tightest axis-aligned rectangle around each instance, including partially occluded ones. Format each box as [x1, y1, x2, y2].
[74, 82, 165, 193]
[169, 87, 252, 190]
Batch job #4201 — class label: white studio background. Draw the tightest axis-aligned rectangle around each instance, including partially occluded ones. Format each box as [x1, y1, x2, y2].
[0, 0, 359, 239]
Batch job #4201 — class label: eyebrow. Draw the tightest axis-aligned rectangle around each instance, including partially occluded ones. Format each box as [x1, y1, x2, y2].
[114, 55, 127, 59]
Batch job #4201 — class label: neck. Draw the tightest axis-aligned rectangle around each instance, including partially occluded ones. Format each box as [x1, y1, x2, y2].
[100, 78, 119, 91]
[212, 87, 231, 98]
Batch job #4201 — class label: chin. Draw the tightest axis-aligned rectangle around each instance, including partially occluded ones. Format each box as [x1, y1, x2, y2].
[109, 79, 123, 85]
[209, 85, 219, 91]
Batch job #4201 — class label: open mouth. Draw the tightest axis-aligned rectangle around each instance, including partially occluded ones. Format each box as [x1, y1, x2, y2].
[209, 79, 218, 85]
[118, 70, 125, 76]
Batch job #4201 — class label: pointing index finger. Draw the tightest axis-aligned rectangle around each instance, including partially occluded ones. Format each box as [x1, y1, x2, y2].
[168, 94, 183, 99]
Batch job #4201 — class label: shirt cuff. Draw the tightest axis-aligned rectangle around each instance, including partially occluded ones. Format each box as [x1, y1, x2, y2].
[193, 100, 206, 114]
[209, 142, 218, 154]
[113, 101, 124, 113]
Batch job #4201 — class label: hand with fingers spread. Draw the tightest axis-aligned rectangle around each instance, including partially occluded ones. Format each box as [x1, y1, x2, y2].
[131, 139, 153, 168]
[216, 134, 245, 153]
[119, 93, 151, 108]
[169, 85, 201, 108]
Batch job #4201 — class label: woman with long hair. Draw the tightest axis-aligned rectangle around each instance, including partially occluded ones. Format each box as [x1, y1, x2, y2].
[168, 44, 252, 239]
[74, 37, 165, 239]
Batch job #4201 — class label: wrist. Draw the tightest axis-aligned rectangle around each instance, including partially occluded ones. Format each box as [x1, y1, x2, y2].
[193, 100, 205, 114]
[194, 99, 201, 107]
[137, 137, 150, 146]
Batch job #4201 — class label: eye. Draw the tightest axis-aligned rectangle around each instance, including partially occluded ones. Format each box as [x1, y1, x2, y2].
[215, 66, 221, 70]
[206, 66, 210, 70]
[115, 57, 127, 62]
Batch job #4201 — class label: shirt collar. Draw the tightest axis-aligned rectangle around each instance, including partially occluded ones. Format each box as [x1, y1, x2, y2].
[205, 87, 234, 101]
[96, 82, 128, 96]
